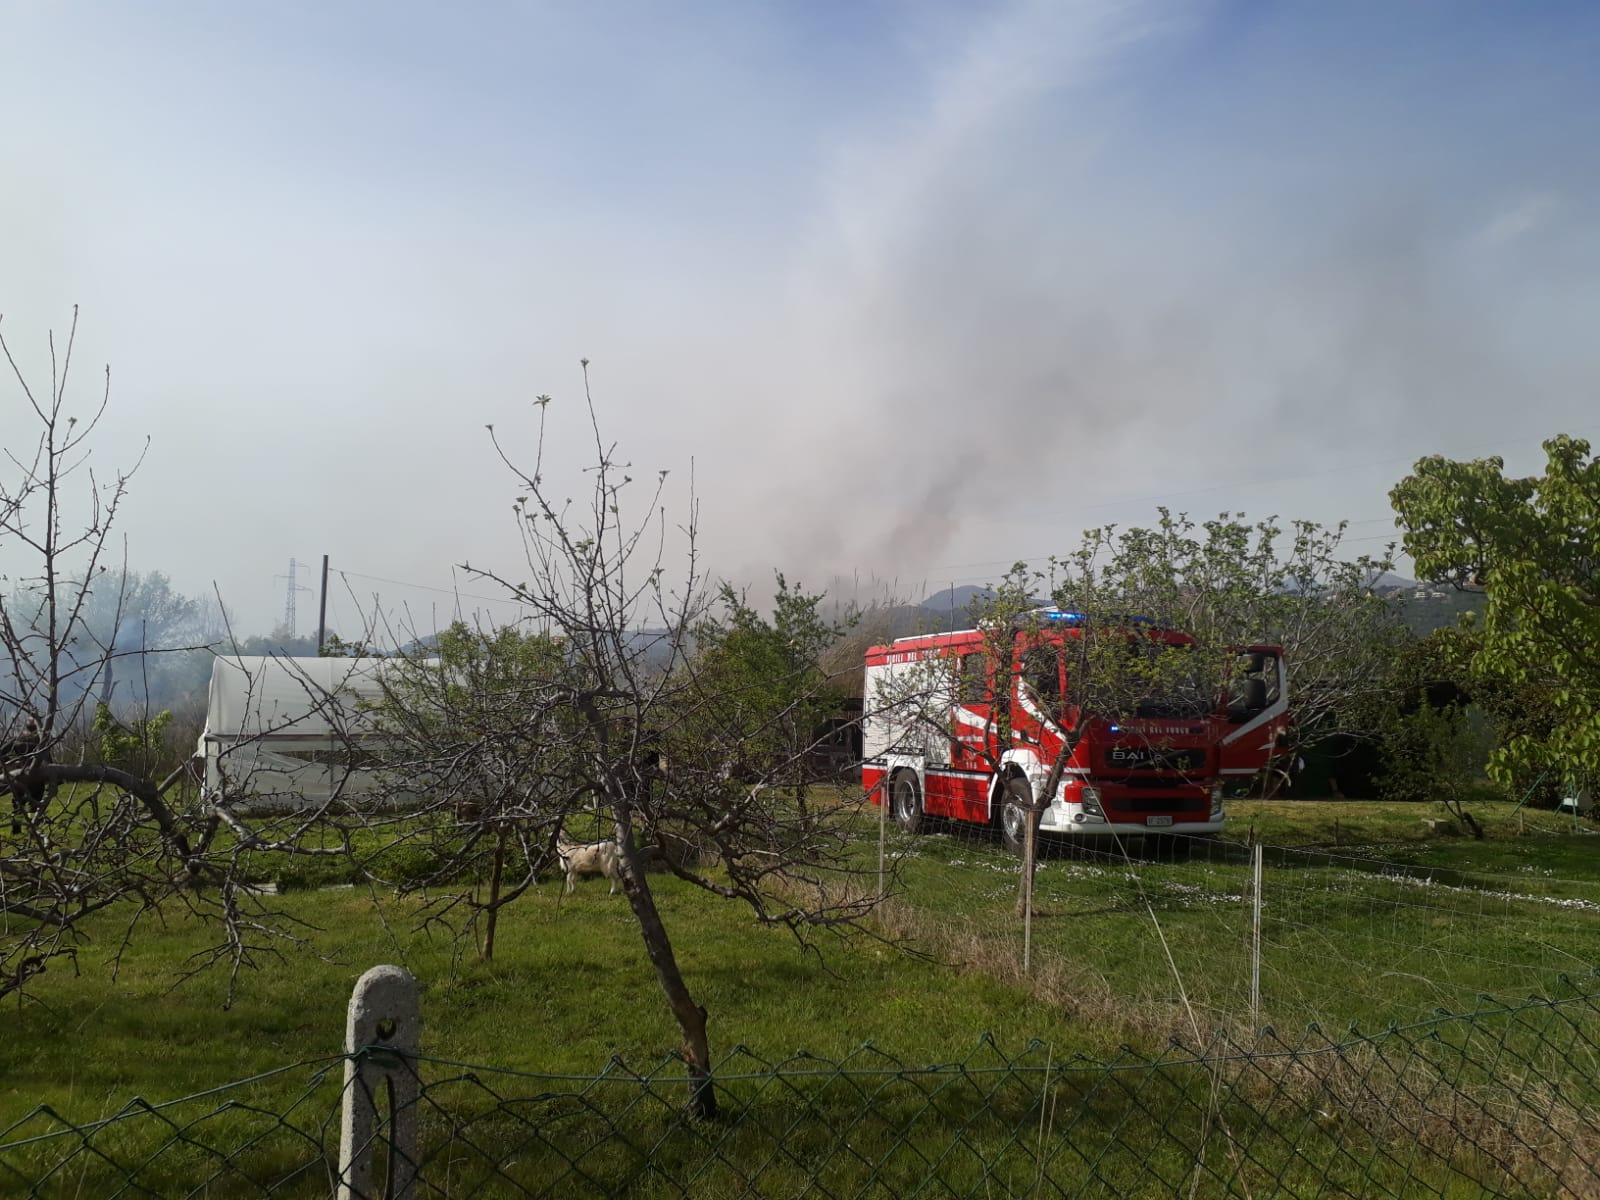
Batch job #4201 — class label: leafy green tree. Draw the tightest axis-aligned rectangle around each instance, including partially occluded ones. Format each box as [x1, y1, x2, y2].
[1372, 634, 1499, 835]
[318, 632, 376, 658]
[1375, 627, 1563, 810]
[1391, 435, 1600, 793]
[7, 568, 213, 716]
[1073, 509, 1407, 743]
[230, 630, 322, 658]
[362, 621, 572, 962]
[685, 575, 848, 814]
[92, 702, 174, 775]
[1380, 701, 1496, 837]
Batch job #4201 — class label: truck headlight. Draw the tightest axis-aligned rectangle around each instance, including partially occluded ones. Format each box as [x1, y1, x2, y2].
[1080, 786, 1104, 817]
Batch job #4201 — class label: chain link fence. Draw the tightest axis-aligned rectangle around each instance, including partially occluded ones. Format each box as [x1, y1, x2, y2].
[5, 970, 1599, 1198]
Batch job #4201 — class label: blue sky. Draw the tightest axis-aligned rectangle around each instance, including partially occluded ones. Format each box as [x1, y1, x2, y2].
[3, 1, 1598, 634]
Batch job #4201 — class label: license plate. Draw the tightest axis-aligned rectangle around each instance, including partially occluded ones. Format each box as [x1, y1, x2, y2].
[1146, 815, 1174, 827]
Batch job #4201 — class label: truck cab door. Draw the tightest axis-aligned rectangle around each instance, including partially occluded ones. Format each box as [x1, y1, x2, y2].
[951, 651, 992, 770]
[1219, 650, 1287, 778]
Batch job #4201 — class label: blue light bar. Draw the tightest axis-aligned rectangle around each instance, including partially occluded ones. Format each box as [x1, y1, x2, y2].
[1037, 608, 1162, 628]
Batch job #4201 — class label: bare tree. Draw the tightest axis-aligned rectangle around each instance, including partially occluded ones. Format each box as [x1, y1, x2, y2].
[298, 370, 891, 1119]
[0, 311, 311, 1002]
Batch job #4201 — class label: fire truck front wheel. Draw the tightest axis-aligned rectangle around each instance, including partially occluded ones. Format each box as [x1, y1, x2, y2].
[891, 772, 924, 834]
[999, 777, 1039, 856]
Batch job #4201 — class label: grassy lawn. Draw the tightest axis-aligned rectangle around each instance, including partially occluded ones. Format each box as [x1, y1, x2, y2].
[7, 794, 1592, 1111]
[857, 793, 1600, 1038]
[1222, 795, 1589, 851]
[3, 795, 1598, 1197]
[0, 867, 1166, 1198]
[0, 871, 1091, 1126]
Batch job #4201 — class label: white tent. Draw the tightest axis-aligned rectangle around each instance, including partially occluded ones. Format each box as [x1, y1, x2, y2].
[197, 656, 430, 812]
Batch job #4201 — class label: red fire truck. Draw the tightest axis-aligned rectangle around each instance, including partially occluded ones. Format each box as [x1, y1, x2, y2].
[860, 610, 1287, 851]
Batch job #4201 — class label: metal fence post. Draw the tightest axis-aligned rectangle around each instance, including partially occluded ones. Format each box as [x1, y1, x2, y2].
[1250, 844, 1263, 1029]
[338, 965, 420, 1200]
[878, 777, 888, 902]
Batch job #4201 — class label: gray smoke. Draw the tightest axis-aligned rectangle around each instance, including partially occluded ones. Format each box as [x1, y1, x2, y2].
[728, 4, 1600, 598]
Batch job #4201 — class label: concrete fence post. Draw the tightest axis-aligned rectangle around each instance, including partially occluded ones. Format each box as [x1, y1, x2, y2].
[338, 965, 421, 1200]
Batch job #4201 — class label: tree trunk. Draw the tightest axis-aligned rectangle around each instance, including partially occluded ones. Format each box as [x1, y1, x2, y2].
[1015, 732, 1078, 919]
[582, 697, 718, 1120]
[482, 823, 507, 962]
[615, 836, 717, 1118]
[606, 792, 717, 1119]
[1449, 801, 1485, 839]
[792, 721, 808, 821]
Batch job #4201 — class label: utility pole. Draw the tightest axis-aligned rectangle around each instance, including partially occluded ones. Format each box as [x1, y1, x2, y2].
[317, 555, 330, 655]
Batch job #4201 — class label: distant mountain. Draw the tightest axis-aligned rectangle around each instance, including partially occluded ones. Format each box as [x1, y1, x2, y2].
[920, 585, 996, 615]
[920, 586, 1048, 621]
[821, 603, 979, 694]
[1392, 587, 1483, 636]
[1278, 569, 1417, 595]
[1368, 571, 1419, 592]
[864, 603, 971, 638]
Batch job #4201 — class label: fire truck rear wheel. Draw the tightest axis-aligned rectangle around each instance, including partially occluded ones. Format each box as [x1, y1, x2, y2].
[891, 772, 924, 834]
[999, 777, 1038, 856]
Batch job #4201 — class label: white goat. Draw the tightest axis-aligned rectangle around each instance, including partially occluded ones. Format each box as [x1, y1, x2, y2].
[556, 834, 624, 895]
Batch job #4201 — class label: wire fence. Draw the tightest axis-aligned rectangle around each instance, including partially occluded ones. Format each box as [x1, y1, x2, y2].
[5, 973, 1600, 1198]
[872, 820, 1600, 1036]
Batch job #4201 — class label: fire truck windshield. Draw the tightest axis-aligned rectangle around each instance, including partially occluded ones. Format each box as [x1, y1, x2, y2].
[1128, 641, 1212, 719]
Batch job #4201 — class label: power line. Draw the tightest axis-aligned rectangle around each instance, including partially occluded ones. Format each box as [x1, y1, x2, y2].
[334, 567, 526, 610]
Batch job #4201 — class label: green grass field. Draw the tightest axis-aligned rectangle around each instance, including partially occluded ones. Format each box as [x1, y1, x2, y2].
[874, 796, 1600, 1038]
[5, 796, 1593, 1107]
[2, 796, 1597, 1197]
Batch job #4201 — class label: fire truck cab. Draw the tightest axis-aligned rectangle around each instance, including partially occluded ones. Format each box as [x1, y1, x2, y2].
[860, 612, 1287, 851]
